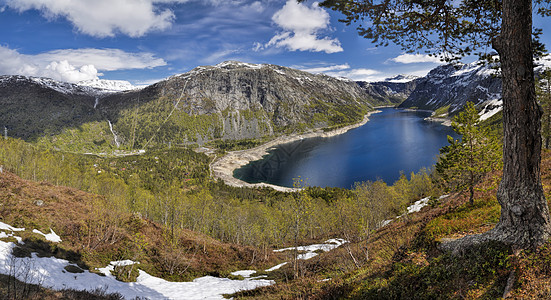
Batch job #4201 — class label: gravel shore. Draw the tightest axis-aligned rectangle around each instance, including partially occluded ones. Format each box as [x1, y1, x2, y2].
[210, 110, 381, 192]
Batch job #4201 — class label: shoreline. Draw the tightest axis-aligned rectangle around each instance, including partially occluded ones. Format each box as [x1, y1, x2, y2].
[424, 116, 452, 126]
[209, 110, 382, 192]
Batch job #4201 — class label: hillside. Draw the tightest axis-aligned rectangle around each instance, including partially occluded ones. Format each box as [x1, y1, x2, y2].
[97, 61, 383, 148]
[228, 150, 551, 299]
[398, 62, 502, 116]
[0, 61, 402, 153]
[0, 168, 284, 298]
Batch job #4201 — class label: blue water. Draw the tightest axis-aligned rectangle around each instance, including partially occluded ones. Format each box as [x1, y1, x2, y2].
[234, 108, 458, 189]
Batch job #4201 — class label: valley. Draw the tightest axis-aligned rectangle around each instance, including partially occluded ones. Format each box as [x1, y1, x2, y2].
[1, 58, 551, 299]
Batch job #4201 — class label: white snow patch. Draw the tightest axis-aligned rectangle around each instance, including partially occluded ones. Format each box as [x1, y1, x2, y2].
[216, 61, 264, 70]
[230, 270, 256, 278]
[111, 260, 139, 267]
[274, 238, 347, 260]
[479, 98, 503, 121]
[32, 229, 62, 243]
[407, 197, 430, 214]
[0, 221, 274, 299]
[384, 74, 420, 83]
[0, 222, 25, 232]
[265, 262, 288, 272]
[77, 79, 137, 92]
[383, 195, 450, 227]
[407, 195, 449, 214]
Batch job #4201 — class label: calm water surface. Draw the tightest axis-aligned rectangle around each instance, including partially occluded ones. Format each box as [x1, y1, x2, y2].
[234, 108, 458, 188]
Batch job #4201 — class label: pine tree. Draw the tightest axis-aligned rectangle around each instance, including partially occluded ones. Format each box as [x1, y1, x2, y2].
[318, 0, 551, 249]
[436, 102, 502, 205]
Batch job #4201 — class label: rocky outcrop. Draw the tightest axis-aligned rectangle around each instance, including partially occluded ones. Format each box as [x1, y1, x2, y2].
[99, 61, 380, 147]
[398, 62, 502, 115]
[357, 78, 419, 105]
[0, 61, 389, 151]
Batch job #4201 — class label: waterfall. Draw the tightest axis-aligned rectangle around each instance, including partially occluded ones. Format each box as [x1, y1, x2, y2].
[94, 97, 99, 109]
[108, 120, 120, 148]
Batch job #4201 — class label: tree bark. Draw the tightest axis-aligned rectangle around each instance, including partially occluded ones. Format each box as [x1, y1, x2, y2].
[443, 0, 551, 253]
[491, 0, 551, 248]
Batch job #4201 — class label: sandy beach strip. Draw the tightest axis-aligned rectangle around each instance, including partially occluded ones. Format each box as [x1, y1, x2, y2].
[210, 110, 382, 192]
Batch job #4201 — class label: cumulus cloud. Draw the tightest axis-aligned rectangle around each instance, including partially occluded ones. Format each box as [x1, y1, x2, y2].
[389, 53, 444, 64]
[0, 46, 167, 83]
[4, 0, 191, 37]
[34, 49, 167, 71]
[258, 0, 342, 53]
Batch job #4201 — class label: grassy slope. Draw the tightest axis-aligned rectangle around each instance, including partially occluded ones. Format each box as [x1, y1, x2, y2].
[232, 150, 551, 299]
[0, 170, 283, 298]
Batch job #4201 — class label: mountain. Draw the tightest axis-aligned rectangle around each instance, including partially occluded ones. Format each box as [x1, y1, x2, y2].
[0, 61, 388, 152]
[77, 78, 137, 92]
[357, 77, 419, 104]
[398, 62, 502, 117]
[0, 75, 102, 141]
[92, 61, 388, 148]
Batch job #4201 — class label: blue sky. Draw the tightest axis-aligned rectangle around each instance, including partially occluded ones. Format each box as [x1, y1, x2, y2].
[0, 0, 550, 85]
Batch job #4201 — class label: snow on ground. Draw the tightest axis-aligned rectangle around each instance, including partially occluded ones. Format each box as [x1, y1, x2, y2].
[32, 229, 62, 243]
[0, 221, 349, 299]
[383, 195, 450, 226]
[0, 221, 25, 232]
[407, 195, 448, 214]
[407, 197, 431, 214]
[77, 79, 137, 92]
[0, 223, 274, 300]
[265, 262, 288, 272]
[274, 238, 347, 260]
[230, 270, 257, 278]
[479, 98, 503, 121]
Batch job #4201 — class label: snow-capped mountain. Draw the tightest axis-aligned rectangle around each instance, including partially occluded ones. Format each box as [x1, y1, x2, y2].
[384, 74, 421, 83]
[398, 62, 502, 118]
[77, 78, 137, 92]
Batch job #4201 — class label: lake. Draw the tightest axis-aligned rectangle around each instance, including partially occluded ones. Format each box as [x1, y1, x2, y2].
[233, 108, 458, 189]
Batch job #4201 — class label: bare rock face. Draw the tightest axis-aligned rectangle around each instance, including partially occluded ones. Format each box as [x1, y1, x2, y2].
[99, 61, 379, 146]
[357, 78, 419, 105]
[398, 62, 502, 114]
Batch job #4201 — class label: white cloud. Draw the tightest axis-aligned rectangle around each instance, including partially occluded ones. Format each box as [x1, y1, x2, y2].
[4, 0, 192, 37]
[298, 63, 383, 81]
[44, 61, 100, 83]
[300, 64, 350, 73]
[245, 1, 264, 13]
[326, 68, 384, 82]
[34, 49, 167, 71]
[0, 46, 166, 83]
[259, 0, 342, 54]
[390, 53, 444, 64]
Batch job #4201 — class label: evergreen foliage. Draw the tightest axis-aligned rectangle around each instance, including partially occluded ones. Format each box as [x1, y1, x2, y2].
[436, 102, 502, 204]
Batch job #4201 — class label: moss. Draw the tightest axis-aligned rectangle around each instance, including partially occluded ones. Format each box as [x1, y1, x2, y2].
[433, 105, 451, 118]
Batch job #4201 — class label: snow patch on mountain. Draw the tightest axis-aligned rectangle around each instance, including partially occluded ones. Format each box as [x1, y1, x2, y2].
[77, 78, 137, 92]
[215, 60, 265, 70]
[479, 98, 503, 121]
[384, 74, 420, 83]
[399, 61, 502, 114]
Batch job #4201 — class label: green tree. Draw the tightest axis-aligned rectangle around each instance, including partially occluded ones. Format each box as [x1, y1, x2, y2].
[317, 0, 551, 249]
[537, 68, 551, 149]
[436, 102, 502, 205]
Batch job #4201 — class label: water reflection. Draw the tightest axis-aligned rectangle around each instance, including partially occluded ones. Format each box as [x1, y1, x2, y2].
[234, 108, 458, 189]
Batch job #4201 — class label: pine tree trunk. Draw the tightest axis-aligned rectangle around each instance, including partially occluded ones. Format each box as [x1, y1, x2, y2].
[491, 0, 551, 248]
